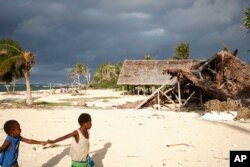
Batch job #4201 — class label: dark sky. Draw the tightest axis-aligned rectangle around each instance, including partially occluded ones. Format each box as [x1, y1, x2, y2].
[1, 0, 249, 84]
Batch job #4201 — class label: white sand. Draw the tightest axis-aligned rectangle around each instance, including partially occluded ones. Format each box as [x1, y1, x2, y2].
[1, 89, 250, 167]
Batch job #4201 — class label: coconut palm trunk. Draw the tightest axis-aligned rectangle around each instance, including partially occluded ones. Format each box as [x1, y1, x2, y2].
[23, 69, 33, 105]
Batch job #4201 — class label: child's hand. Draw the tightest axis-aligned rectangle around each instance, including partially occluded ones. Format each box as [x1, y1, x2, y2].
[41, 141, 47, 146]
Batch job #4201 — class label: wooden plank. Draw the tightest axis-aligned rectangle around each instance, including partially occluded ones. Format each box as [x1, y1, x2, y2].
[136, 83, 172, 109]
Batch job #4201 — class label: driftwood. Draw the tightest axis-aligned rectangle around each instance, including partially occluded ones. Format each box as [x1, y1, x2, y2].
[166, 143, 195, 148]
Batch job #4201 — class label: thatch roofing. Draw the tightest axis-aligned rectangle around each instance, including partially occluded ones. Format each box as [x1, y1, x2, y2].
[117, 59, 203, 86]
[164, 50, 250, 100]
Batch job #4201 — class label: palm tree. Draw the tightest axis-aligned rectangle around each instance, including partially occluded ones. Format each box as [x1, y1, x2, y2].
[68, 63, 90, 85]
[243, 7, 250, 33]
[243, 7, 250, 52]
[0, 40, 35, 105]
[144, 53, 151, 60]
[94, 63, 118, 82]
[172, 42, 190, 60]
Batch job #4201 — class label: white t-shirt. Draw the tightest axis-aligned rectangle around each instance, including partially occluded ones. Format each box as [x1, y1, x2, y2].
[70, 129, 89, 161]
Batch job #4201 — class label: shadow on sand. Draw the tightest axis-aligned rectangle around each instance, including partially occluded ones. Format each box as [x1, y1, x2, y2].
[41, 147, 70, 167]
[92, 142, 112, 167]
[41, 142, 112, 167]
[215, 121, 250, 135]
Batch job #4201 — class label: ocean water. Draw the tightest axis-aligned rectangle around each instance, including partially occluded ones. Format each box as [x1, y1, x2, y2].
[0, 84, 51, 92]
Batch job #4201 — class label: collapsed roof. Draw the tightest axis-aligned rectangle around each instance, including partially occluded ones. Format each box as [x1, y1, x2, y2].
[164, 50, 250, 101]
[136, 50, 250, 109]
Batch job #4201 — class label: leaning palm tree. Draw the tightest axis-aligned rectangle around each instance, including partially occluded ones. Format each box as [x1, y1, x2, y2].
[21, 51, 35, 105]
[0, 42, 35, 105]
[75, 63, 90, 85]
[68, 63, 91, 85]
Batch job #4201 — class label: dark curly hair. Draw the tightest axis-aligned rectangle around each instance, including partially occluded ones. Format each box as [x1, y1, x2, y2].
[78, 113, 91, 125]
[3, 120, 19, 135]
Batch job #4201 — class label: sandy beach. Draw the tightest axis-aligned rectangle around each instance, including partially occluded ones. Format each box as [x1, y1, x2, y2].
[1, 89, 250, 167]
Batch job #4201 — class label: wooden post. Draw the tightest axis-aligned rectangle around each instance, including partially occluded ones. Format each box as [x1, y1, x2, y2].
[122, 86, 124, 96]
[199, 90, 203, 105]
[143, 86, 145, 96]
[177, 77, 182, 105]
[157, 91, 160, 110]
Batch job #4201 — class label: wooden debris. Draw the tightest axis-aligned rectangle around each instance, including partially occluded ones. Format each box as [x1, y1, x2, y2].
[136, 50, 250, 110]
[166, 143, 195, 148]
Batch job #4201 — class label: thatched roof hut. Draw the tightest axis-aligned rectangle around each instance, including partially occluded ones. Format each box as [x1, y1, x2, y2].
[117, 59, 203, 86]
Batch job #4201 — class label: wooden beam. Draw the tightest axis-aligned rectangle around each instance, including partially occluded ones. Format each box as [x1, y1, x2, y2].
[136, 83, 172, 109]
[218, 82, 225, 89]
[207, 67, 217, 75]
[160, 90, 176, 105]
[157, 91, 160, 110]
[199, 90, 203, 105]
[198, 71, 203, 79]
[163, 86, 176, 94]
[172, 91, 179, 103]
[182, 91, 196, 106]
[177, 77, 182, 105]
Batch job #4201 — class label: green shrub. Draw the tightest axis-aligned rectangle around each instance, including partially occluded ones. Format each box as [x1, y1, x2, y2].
[89, 80, 122, 89]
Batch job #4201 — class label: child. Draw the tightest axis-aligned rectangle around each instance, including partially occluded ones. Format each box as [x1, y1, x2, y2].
[0, 120, 47, 167]
[47, 113, 95, 167]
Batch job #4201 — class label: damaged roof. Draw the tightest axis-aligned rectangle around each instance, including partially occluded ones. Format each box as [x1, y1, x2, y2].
[165, 50, 250, 100]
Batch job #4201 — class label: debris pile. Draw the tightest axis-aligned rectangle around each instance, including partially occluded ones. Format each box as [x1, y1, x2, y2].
[137, 50, 250, 110]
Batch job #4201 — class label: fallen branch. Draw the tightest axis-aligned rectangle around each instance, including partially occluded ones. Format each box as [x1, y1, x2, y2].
[166, 143, 195, 148]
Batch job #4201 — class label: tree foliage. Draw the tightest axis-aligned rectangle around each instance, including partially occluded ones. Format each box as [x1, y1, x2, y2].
[144, 53, 151, 60]
[68, 63, 90, 85]
[172, 42, 190, 60]
[243, 7, 250, 32]
[94, 63, 122, 82]
[93, 62, 122, 88]
[0, 39, 35, 105]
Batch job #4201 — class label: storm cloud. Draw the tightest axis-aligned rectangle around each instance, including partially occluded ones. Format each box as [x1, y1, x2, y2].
[0, 0, 249, 83]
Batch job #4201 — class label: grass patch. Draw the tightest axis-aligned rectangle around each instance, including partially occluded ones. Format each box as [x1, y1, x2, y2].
[0, 98, 25, 103]
[2, 92, 23, 95]
[33, 101, 72, 106]
[60, 96, 120, 102]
